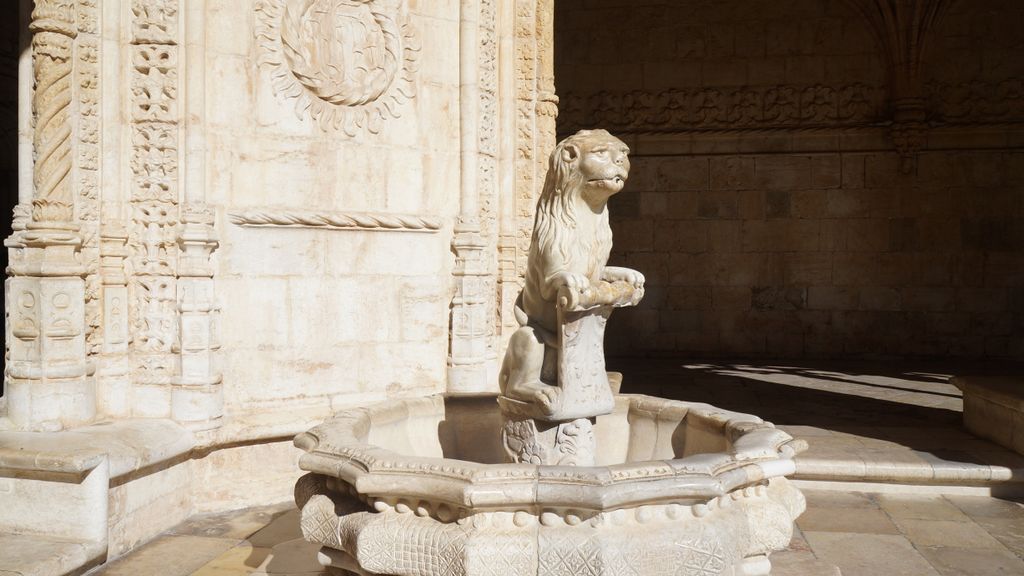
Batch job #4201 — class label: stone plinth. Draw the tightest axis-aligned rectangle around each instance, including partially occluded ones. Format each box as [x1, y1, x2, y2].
[498, 281, 643, 466]
[953, 376, 1024, 456]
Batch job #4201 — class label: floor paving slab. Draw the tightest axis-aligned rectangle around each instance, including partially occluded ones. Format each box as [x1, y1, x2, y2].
[893, 518, 1008, 549]
[916, 546, 1024, 576]
[797, 506, 900, 534]
[802, 531, 941, 576]
[972, 516, 1024, 558]
[875, 494, 972, 521]
[769, 550, 842, 576]
[91, 535, 239, 576]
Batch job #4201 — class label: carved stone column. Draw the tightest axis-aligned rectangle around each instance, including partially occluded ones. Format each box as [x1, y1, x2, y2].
[4, 0, 94, 431]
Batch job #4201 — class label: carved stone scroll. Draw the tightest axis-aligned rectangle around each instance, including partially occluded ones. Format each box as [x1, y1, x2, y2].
[228, 208, 442, 232]
[255, 0, 421, 135]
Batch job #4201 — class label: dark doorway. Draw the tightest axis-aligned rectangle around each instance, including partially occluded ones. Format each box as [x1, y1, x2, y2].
[0, 2, 22, 396]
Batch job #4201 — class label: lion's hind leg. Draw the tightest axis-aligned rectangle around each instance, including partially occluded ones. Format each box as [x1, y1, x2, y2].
[500, 325, 560, 414]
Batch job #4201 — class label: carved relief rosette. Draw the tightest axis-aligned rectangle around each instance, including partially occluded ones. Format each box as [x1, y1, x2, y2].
[256, 0, 420, 135]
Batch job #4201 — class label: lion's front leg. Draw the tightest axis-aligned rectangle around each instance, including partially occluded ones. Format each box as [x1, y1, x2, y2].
[545, 270, 591, 310]
[498, 326, 560, 415]
[602, 266, 645, 289]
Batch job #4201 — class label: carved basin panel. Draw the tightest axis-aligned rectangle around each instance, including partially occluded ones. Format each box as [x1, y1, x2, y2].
[294, 394, 806, 576]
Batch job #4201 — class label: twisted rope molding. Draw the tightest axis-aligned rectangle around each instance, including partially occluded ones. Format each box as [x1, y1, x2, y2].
[30, 1, 77, 222]
[228, 208, 442, 233]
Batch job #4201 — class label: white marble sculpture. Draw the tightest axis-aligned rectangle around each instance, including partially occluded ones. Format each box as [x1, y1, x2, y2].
[498, 129, 644, 465]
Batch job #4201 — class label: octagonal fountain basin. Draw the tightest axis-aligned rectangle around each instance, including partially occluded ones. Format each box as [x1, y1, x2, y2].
[293, 394, 807, 576]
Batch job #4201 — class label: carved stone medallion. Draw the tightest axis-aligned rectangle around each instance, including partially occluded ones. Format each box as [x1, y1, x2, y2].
[256, 0, 419, 135]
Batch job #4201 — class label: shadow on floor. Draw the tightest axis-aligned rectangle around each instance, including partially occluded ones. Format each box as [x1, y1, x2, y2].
[611, 357, 1024, 458]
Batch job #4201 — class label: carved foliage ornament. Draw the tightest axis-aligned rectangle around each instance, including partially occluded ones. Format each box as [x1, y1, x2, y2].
[256, 0, 420, 135]
[559, 84, 886, 135]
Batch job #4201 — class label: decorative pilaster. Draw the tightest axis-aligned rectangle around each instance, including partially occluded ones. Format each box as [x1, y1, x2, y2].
[510, 0, 557, 312]
[449, 225, 493, 394]
[477, 0, 500, 350]
[128, 0, 180, 417]
[174, 206, 222, 430]
[534, 0, 557, 162]
[496, 0, 521, 342]
[174, 0, 222, 431]
[3, 0, 95, 431]
[497, 233, 519, 339]
[76, 0, 102, 356]
[95, 222, 130, 417]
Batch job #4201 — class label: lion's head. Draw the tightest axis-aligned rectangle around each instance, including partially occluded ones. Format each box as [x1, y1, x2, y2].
[531, 129, 631, 279]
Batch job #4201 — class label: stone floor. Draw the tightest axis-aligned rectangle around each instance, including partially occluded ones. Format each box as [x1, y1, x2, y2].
[85, 502, 319, 576]
[781, 490, 1024, 576]
[86, 489, 1024, 576]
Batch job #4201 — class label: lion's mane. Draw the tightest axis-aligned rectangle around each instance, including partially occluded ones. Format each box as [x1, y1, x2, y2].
[529, 129, 615, 283]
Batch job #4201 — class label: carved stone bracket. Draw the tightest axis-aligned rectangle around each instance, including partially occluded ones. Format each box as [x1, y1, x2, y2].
[228, 208, 442, 232]
[844, 0, 955, 172]
[255, 0, 421, 135]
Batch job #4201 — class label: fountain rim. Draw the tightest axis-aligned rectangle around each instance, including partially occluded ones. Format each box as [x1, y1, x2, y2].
[294, 393, 806, 512]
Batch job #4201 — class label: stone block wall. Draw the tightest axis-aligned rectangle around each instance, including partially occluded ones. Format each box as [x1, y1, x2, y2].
[556, 0, 1024, 359]
[604, 149, 1023, 358]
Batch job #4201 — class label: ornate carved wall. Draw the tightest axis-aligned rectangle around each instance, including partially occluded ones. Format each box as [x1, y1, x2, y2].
[3, 0, 565, 430]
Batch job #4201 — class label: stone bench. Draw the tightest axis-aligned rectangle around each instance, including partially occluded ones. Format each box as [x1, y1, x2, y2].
[952, 376, 1024, 455]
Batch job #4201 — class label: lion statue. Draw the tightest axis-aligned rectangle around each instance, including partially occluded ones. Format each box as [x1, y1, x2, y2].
[499, 129, 644, 415]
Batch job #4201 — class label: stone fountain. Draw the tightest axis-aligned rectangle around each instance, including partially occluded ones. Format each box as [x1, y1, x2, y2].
[294, 130, 806, 575]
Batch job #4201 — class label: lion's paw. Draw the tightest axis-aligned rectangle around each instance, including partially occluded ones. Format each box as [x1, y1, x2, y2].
[604, 267, 645, 289]
[535, 386, 560, 412]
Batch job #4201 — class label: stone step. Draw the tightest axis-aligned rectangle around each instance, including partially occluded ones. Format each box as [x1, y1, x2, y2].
[0, 533, 105, 576]
[782, 425, 1024, 495]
